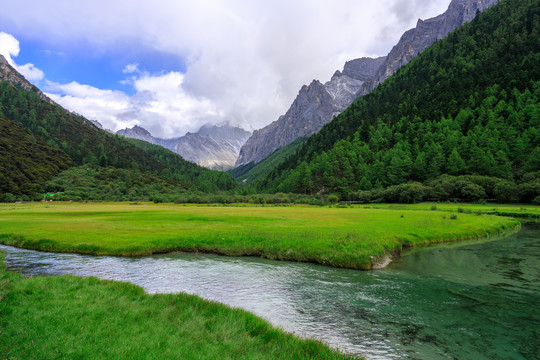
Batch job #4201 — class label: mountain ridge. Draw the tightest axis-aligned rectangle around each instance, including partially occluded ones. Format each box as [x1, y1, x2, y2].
[236, 0, 500, 167]
[360, 0, 499, 95]
[235, 57, 384, 167]
[0, 55, 236, 196]
[259, 0, 539, 200]
[116, 124, 251, 170]
[0, 54, 52, 104]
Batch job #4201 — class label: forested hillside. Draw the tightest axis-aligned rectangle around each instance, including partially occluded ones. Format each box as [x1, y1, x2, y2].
[260, 0, 539, 202]
[0, 81, 236, 198]
[230, 138, 306, 186]
[0, 117, 74, 200]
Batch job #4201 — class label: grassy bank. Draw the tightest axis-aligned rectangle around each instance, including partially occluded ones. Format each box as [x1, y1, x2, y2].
[0, 203, 519, 270]
[0, 257, 355, 359]
[361, 203, 540, 219]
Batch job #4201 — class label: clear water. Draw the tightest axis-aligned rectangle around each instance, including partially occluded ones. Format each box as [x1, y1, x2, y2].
[1, 223, 539, 360]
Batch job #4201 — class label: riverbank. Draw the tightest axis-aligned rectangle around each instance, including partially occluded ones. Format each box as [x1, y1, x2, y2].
[0, 203, 519, 270]
[0, 255, 356, 359]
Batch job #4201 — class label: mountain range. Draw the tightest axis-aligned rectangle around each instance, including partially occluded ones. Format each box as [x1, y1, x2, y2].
[236, 0, 500, 167]
[0, 53, 236, 197]
[1, 0, 538, 205]
[117, 124, 251, 170]
[259, 0, 539, 201]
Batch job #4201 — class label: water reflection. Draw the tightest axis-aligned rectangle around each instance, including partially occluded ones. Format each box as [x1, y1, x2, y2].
[2, 223, 539, 359]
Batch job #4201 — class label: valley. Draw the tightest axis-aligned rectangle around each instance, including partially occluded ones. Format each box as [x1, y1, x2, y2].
[0, 0, 538, 358]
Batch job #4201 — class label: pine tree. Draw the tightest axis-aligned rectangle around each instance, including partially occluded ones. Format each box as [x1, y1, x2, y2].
[412, 152, 428, 181]
[493, 150, 513, 179]
[447, 148, 466, 175]
[358, 176, 372, 191]
[427, 144, 445, 179]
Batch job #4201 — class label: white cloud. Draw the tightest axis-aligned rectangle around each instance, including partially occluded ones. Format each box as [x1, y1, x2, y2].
[1, 0, 450, 134]
[0, 32, 20, 65]
[0, 32, 44, 82]
[122, 63, 140, 74]
[17, 63, 45, 82]
[46, 70, 219, 138]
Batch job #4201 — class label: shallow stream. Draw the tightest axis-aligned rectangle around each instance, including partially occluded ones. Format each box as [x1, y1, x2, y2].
[1, 223, 539, 359]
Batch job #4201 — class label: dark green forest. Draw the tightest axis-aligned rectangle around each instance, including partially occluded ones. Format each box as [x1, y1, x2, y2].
[44, 165, 192, 202]
[0, 117, 74, 201]
[260, 0, 539, 202]
[0, 81, 236, 197]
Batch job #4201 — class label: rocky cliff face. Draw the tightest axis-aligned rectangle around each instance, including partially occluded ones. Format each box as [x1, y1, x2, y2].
[117, 125, 157, 145]
[361, 0, 499, 94]
[235, 57, 385, 167]
[236, 0, 498, 167]
[117, 124, 251, 170]
[0, 54, 52, 104]
[172, 125, 251, 170]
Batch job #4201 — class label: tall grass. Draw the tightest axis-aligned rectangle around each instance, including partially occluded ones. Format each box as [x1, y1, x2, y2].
[0, 256, 356, 359]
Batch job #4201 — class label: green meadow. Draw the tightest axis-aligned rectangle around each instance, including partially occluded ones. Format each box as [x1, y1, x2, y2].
[0, 257, 356, 360]
[361, 202, 540, 219]
[0, 202, 519, 270]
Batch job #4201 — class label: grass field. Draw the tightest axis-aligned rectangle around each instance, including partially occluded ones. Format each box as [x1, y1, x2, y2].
[360, 202, 540, 219]
[0, 202, 519, 270]
[0, 256, 356, 360]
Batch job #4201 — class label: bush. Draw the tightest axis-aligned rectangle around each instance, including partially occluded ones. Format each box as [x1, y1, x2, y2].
[533, 196, 540, 205]
[517, 181, 540, 203]
[494, 181, 519, 203]
[355, 191, 375, 203]
[327, 195, 339, 203]
[460, 183, 486, 201]
[0, 193, 17, 203]
[381, 183, 430, 204]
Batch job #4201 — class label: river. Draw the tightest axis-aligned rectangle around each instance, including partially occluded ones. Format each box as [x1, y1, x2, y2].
[1, 223, 538, 359]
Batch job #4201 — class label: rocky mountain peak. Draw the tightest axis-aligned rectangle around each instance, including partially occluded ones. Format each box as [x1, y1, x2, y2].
[130, 125, 152, 136]
[116, 123, 251, 170]
[342, 57, 386, 81]
[117, 125, 155, 144]
[235, 56, 385, 167]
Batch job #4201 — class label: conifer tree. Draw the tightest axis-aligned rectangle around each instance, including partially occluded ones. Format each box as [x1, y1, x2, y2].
[447, 148, 466, 175]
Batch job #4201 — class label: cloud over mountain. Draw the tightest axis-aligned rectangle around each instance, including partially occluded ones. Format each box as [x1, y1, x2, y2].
[0, 32, 44, 82]
[0, 1, 449, 138]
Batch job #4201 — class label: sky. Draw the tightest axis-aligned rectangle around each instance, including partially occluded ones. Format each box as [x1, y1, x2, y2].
[0, 0, 450, 139]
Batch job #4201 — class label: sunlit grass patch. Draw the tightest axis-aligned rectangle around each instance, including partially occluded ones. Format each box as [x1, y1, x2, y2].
[0, 202, 519, 270]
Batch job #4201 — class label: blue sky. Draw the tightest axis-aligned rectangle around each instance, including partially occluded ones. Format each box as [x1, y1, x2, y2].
[0, 0, 450, 138]
[11, 34, 186, 95]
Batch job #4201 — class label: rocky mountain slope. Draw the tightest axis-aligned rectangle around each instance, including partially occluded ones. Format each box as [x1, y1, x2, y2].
[117, 124, 251, 170]
[236, 0, 499, 167]
[360, 0, 499, 95]
[235, 57, 384, 167]
[0, 54, 52, 104]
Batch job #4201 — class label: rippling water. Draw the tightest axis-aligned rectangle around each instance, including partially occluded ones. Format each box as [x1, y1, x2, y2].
[2, 223, 539, 359]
